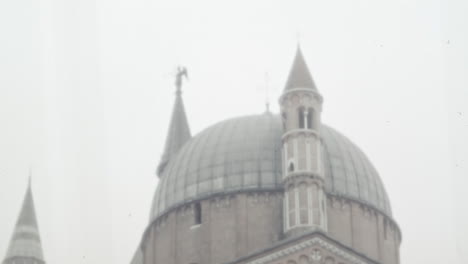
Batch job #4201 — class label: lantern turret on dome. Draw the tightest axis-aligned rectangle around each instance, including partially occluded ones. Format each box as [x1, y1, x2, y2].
[279, 46, 327, 236]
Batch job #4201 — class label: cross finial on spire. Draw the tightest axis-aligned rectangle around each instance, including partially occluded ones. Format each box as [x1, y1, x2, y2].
[175, 66, 188, 94]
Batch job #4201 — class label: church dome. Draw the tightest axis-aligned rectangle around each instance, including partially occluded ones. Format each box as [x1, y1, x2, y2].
[150, 113, 392, 222]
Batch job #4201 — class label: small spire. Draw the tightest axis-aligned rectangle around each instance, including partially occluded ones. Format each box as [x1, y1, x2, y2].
[157, 67, 192, 176]
[284, 46, 318, 91]
[3, 182, 45, 264]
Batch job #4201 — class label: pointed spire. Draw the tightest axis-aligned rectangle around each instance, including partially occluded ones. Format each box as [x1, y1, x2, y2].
[284, 46, 318, 91]
[157, 68, 192, 176]
[3, 180, 45, 264]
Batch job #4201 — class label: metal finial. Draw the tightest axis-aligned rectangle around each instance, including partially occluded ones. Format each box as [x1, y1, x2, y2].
[264, 72, 271, 113]
[175, 66, 188, 94]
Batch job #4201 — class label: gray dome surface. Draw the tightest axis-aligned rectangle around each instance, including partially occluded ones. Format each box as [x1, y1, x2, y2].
[150, 114, 392, 221]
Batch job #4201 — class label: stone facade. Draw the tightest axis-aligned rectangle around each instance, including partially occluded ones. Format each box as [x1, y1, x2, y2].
[138, 191, 400, 264]
[141, 192, 283, 264]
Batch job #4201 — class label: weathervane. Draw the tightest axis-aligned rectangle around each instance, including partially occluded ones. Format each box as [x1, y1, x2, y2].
[175, 66, 188, 93]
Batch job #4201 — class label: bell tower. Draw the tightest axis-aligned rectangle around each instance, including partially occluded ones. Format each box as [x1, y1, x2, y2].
[279, 47, 327, 236]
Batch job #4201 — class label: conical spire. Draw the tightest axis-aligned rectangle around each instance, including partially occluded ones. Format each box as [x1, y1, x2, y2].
[3, 181, 45, 264]
[284, 46, 318, 91]
[157, 72, 192, 176]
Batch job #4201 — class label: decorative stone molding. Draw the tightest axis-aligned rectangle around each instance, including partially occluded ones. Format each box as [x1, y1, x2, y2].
[246, 236, 372, 264]
[283, 173, 324, 186]
[282, 129, 319, 141]
[310, 249, 322, 263]
[279, 88, 323, 106]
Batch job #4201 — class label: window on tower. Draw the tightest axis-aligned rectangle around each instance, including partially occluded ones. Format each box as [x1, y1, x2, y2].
[288, 162, 295, 172]
[307, 108, 314, 129]
[298, 107, 305, 128]
[384, 218, 388, 240]
[282, 112, 287, 131]
[298, 183, 309, 225]
[287, 185, 296, 227]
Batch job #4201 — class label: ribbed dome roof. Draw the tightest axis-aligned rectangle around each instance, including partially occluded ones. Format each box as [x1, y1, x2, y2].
[150, 114, 392, 222]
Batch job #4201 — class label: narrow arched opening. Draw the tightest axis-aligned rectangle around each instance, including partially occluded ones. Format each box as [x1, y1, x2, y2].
[298, 182, 309, 225]
[298, 107, 305, 129]
[194, 202, 202, 225]
[307, 107, 314, 129]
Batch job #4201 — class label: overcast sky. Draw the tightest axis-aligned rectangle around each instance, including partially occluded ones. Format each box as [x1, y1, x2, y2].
[0, 0, 467, 264]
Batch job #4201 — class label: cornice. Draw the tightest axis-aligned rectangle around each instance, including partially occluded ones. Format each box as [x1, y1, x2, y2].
[241, 234, 378, 264]
[278, 88, 323, 105]
[281, 129, 320, 141]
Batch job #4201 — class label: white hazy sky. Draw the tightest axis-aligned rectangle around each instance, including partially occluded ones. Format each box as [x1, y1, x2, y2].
[0, 0, 467, 264]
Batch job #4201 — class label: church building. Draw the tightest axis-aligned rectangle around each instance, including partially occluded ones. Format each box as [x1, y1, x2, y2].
[1, 47, 401, 264]
[131, 47, 402, 264]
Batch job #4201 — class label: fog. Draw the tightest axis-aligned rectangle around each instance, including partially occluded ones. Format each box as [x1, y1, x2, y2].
[0, 0, 467, 264]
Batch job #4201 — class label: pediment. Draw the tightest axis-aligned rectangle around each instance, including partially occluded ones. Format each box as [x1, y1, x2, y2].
[237, 233, 379, 264]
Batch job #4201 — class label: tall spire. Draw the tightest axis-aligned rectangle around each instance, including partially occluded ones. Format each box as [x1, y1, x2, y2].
[157, 67, 192, 176]
[284, 46, 318, 91]
[3, 180, 45, 264]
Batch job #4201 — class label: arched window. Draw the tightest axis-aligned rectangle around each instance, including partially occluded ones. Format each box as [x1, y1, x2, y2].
[311, 183, 319, 225]
[194, 202, 202, 225]
[298, 183, 309, 225]
[298, 107, 305, 128]
[383, 219, 388, 240]
[281, 112, 287, 131]
[307, 108, 314, 129]
[287, 186, 296, 227]
[288, 162, 295, 172]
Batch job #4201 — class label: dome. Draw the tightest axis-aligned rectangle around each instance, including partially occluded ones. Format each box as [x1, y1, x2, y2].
[150, 113, 392, 221]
